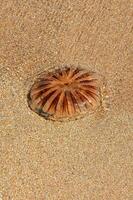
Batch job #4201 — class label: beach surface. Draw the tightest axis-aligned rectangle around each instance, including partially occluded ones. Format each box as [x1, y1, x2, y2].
[0, 0, 133, 199]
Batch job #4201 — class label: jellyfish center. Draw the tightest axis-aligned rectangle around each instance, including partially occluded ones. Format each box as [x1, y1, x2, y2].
[63, 81, 69, 85]
[60, 79, 78, 91]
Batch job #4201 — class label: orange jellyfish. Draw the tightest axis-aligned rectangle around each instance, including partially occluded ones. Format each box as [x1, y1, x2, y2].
[27, 66, 101, 121]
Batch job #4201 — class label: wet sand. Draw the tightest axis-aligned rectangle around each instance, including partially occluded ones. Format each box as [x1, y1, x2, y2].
[0, 0, 133, 199]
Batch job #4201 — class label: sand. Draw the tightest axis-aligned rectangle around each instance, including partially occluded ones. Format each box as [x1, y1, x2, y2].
[0, 0, 133, 199]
